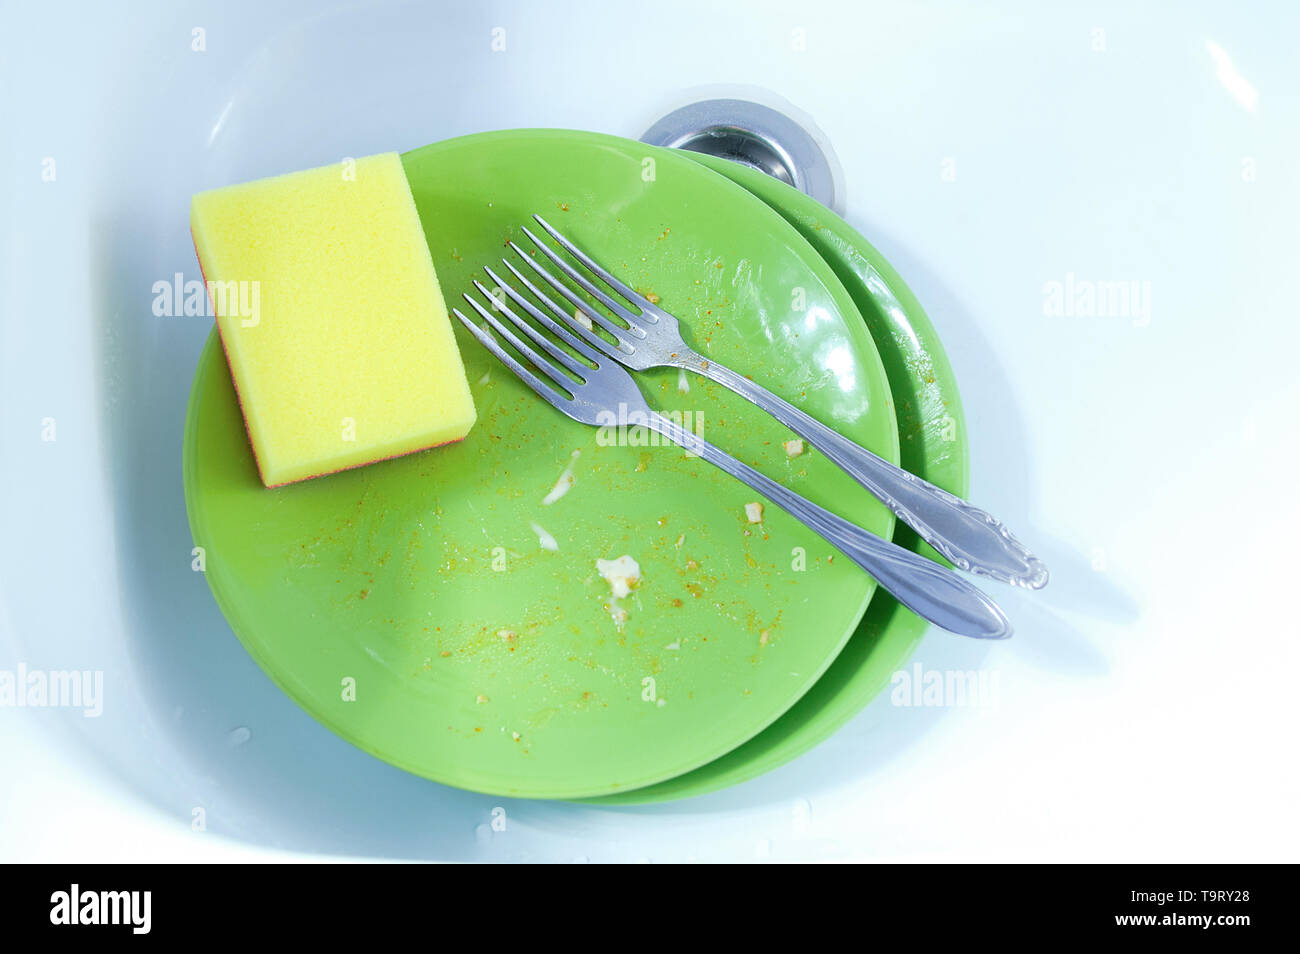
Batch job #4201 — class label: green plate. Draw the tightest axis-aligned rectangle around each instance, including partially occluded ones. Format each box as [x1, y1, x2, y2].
[583, 149, 971, 803]
[183, 129, 899, 799]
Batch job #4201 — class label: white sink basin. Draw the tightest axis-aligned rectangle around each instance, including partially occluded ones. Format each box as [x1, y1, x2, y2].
[3, 0, 1296, 862]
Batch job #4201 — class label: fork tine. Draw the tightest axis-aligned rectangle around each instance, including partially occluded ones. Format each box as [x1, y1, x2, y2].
[482, 265, 604, 366]
[508, 238, 637, 342]
[471, 277, 590, 376]
[460, 292, 575, 393]
[452, 308, 570, 412]
[531, 214, 662, 321]
[499, 257, 629, 359]
[517, 226, 645, 330]
[503, 251, 636, 356]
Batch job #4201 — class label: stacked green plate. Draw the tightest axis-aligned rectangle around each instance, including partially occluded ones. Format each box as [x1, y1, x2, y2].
[183, 130, 966, 801]
[589, 147, 968, 802]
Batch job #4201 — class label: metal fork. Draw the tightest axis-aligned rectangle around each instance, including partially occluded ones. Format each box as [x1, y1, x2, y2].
[506, 215, 1048, 591]
[452, 270, 1013, 640]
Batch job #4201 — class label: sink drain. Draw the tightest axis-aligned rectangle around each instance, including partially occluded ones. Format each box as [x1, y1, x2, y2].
[641, 98, 843, 214]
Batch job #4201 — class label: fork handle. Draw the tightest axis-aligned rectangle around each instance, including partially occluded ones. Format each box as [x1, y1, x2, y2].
[646, 414, 1011, 639]
[675, 350, 1047, 589]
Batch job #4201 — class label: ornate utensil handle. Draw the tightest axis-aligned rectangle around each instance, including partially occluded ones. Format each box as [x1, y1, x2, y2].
[678, 350, 1048, 589]
[647, 413, 1012, 639]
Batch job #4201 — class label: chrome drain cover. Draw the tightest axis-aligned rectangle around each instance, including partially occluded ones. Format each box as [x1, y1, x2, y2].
[641, 98, 843, 214]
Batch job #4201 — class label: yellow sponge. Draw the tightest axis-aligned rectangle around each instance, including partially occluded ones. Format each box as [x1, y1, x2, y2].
[190, 152, 476, 487]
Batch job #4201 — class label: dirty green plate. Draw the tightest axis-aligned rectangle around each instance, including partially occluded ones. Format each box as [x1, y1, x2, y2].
[583, 149, 972, 803]
[183, 129, 899, 799]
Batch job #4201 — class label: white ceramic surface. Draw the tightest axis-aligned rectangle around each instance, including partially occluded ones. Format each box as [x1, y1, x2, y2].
[2, 0, 1297, 861]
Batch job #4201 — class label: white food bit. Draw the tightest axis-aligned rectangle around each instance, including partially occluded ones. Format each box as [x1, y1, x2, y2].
[744, 502, 764, 524]
[542, 451, 580, 505]
[677, 368, 690, 393]
[596, 554, 641, 630]
[783, 439, 804, 458]
[511, 731, 521, 742]
[665, 641, 680, 650]
[476, 694, 488, 704]
[573, 307, 593, 331]
[478, 370, 491, 385]
[496, 628, 517, 642]
[596, 555, 641, 599]
[542, 469, 574, 505]
[530, 521, 558, 551]
[675, 533, 685, 549]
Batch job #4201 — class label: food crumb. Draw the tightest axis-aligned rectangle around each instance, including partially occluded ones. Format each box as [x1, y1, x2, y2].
[497, 628, 517, 642]
[542, 451, 579, 505]
[511, 731, 521, 741]
[476, 694, 488, 704]
[744, 502, 764, 524]
[783, 439, 804, 458]
[596, 555, 641, 599]
[596, 555, 641, 630]
[530, 521, 559, 551]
